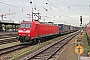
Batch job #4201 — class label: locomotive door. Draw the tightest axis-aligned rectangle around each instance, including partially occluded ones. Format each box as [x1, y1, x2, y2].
[35, 24, 39, 36]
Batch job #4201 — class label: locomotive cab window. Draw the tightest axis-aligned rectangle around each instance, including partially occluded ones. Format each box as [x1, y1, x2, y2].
[26, 24, 32, 28]
[20, 24, 32, 28]
[20, 24, 25, 28]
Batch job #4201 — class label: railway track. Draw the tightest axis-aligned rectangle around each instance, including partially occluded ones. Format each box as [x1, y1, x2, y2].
[0, 43, 30, 56]
[0, 34, 17, 39]
[0, 32, 17, 36]
[0, 38, 18, 45]
[0, 32, 18, 45]
[19, 31, 80, 60]
[0, 32, 17, 38]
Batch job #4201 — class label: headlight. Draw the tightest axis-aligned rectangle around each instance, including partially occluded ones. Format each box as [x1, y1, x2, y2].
[28, 34, 30, 36]
[18, 30, 23, 32]
[26, 30, 30, 33]
[19, 34, 21, 35]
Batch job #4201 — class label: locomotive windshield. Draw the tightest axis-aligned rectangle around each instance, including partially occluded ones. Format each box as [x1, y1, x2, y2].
[20, 24, 32, 28]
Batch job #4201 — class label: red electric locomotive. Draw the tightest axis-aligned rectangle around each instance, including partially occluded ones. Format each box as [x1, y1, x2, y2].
[17, 20, 59, 43]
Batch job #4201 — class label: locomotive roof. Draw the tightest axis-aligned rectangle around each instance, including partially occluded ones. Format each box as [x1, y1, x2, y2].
[40, 22, 57, 25]
[20, 20, 57, 26]
[21, 21, 32, 24]
[21, 20, 40, 24]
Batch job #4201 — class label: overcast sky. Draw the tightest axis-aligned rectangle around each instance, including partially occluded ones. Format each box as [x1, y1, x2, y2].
[0, 0, 90, 26]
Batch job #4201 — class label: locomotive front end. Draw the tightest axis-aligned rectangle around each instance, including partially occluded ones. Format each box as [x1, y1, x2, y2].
[17, 22, 32, 43]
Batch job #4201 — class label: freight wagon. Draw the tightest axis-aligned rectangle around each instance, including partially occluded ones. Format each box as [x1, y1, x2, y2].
[70, 26, 74, 32]
[58, 24, 71, 34]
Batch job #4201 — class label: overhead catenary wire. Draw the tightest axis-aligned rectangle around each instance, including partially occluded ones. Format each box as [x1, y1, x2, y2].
[0, 1, 39, 13]
[47, 0, 69, 17]
[0, 0, 71, 20]
[0, 1, 28, 20]
[0, 1, 42, 21]
[0, 1, 27, 12]
[0, 2, 21, 9]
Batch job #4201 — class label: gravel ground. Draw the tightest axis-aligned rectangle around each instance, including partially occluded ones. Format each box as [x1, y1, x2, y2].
[56, 36, 78, 60]
[0, 45, 36, 60]
[56, 32, 89, 60]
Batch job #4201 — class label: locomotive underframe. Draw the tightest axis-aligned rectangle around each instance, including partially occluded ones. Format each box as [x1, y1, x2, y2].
[18, 36, 30, 43]
[17, 33, 59, 43]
